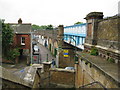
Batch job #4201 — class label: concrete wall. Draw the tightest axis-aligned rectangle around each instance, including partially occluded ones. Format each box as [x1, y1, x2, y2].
[2, 79, 30, 89]
[50, 68, 75, 88]
[1, 66, 41, 89]
[1, 66, 32, 89]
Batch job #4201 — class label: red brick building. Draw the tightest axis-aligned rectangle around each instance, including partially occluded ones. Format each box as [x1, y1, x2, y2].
[9, 18, 32, 64]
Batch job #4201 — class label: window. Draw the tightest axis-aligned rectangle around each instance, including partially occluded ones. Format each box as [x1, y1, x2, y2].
[21, 37, 25, 45]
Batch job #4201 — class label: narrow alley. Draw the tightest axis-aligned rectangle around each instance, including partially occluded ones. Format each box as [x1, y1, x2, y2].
[38, 43, 56, 63]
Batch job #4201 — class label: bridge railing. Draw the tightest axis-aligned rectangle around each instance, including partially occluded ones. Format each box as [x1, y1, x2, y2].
[64, 34, 86, 50]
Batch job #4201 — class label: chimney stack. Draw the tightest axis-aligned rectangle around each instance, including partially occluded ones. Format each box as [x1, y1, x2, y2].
[18, 18, 22, 24]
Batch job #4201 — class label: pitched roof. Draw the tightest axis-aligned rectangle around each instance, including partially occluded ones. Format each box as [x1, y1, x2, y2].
[9, 23, 32, 34]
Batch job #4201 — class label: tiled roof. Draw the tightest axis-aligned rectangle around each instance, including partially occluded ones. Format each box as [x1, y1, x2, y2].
[9, 23, 31, 34]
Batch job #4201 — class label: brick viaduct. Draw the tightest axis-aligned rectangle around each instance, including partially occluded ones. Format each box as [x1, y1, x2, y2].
[1, 12, 120, 89]
[37, 12, 120, 88]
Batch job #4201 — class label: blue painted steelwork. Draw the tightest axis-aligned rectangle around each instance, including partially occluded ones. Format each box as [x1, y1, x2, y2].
[64, 23, 87, 50]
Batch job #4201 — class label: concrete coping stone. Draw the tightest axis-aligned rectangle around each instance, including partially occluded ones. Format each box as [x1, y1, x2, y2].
[1, 64, 42, 88]
[32, 64, 43, 69]
[23, 64, 42, 84]
[42, 61, 52, 65]
[96, 45, 120, 54]
[0, 66, 32, 88]
[50, 68, 75, 73]
[50, 83, 74, 88]
[84, 43, 120, 54]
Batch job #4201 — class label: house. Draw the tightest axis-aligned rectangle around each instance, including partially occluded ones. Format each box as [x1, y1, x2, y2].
[9, 18, 32, 64]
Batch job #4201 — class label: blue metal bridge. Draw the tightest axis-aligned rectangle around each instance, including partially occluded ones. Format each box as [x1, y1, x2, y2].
[64, 23, 87, 50]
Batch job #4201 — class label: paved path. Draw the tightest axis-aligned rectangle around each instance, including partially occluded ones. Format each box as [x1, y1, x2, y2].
[38, 44, 56, 63]
[2, 43, 56, 82]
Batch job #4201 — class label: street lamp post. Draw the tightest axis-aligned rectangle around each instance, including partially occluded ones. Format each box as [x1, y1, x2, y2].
[31, 32, 33, 65]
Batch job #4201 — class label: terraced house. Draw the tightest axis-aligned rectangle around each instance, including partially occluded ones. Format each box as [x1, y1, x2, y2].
[9, 18, 32, 64]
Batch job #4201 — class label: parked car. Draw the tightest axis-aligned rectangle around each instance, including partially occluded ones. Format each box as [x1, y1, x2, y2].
[34, 45, 39, 52]
[33, 45, 40, 55]
[33, 45, 40, 64]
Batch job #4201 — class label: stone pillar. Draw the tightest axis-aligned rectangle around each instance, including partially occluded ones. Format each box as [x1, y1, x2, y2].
[57, 25, 64, 68]
[84, 12, 103, 45]
[32, 64, 42, 75]
[57, 25, 64, 48]
[84, 12, 103, 51]
[43, 61, 52, 72]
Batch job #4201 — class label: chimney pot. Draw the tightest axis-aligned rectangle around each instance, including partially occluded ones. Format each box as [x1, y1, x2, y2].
[18, 18, 22, 24]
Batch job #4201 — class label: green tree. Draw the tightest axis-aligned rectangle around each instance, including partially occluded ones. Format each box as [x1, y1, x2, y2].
[32, 24, 40, 30]
[46, 24, 53, 30]
[2, 23, 14, 56]
[7, 48, 20, 61]
[40, 25, 47, 30]
[32, 24, 54, 30]
[74, 22, 83, 25]
[2, 23, 20, 61]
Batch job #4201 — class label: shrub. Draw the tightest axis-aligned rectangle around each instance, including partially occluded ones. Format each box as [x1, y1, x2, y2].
[107, 58, 115, 63]
[7, 48, 20, 61]
[90, 47, 98, 56]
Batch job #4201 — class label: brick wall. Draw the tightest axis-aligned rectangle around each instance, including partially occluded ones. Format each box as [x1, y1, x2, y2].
[85, 13, 120, 63]
[87, 23, 92, 38]
[38, 30, 58, 40]
[50, 68, 75, 88]
[14, 34, 31, 49]
[97, 17, 119, 49]
[38, 26, 75, 68]
[59, 48, 75, 68]
[75, 57, 119, 88]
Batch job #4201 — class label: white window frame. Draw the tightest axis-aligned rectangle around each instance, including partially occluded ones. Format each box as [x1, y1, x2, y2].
[21, 37, 25, 45]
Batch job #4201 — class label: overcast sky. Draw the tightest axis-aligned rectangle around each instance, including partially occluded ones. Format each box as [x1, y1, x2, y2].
[0, 0, 119, 26]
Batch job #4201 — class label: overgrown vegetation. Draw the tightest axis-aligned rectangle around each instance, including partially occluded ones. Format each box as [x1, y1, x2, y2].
[107, 58, 115, 63]
[2, 23, 20, 62]
[7, 48, 20, 61]
[75, 56, 79, 64]
[90, 46, 98, 56]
